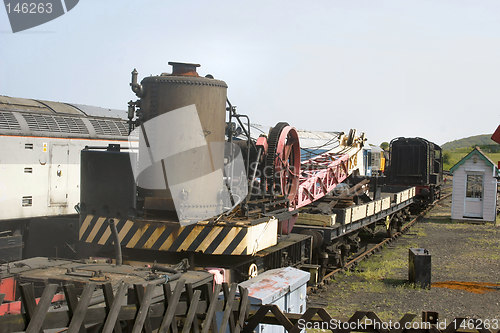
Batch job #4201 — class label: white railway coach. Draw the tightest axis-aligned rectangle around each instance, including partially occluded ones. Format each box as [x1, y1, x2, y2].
[0, 96, 129, 259]
[0, 96, 129, 220]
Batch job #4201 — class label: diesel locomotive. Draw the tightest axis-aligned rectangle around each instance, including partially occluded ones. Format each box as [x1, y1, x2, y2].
[388, 137, 443, 209]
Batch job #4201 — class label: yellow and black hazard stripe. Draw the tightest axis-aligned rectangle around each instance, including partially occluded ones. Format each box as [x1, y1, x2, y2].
[79, 214, 251, 255]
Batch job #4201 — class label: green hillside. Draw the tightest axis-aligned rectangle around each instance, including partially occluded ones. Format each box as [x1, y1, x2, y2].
[441, 134, 496, 150]
[442, 134, 500, 171]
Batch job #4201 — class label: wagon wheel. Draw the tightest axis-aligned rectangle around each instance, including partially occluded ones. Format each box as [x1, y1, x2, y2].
[265, 122, 301, 204]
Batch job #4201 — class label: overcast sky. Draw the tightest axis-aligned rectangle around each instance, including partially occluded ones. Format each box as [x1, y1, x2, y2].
[1, 0, 499, 145]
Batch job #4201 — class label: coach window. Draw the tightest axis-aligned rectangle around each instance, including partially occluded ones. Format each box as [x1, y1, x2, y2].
[466, 174, 483, 199]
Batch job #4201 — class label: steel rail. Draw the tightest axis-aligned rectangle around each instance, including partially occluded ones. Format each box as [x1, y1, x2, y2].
[307, 192, 452, 293]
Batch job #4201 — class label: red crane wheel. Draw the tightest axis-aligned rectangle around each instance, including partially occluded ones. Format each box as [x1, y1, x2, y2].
[265, 122, 301, 202]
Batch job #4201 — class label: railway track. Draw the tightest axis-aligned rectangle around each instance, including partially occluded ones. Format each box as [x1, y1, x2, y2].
[307, 192, 452, 293]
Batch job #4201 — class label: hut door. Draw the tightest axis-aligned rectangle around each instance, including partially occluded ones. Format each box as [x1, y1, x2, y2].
[464, 173, 483, 218]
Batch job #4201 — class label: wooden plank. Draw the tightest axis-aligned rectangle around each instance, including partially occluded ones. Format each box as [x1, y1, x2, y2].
[366, 202, 375, 216]
[331, 207, 352, 224]
[63, 284, 86, 333]
[181, 290, 201, 333]
[268, 304, 294, 331]
[220, 283, 237, 333]
[102, 282, 128, 333]
[186, 218, 278, 255]
[63, 284, 79, 315]
[392, 313, 417, 333]
[0, 295, 224, 333]
[401, 189, 409, 202]
[221, 283, 233, 332]
[201, 283, 220, 333]
[131, 284, 156, 333]
[243, 305, 272, 333]
[393, 192, 401, 204]
[162, 283, 178, 333]
[132, 284, 153, 333]
[19, 283, 38, 330]
[351, 204, 367, 222]
[25, 284, 58, 333]
[233, 286, 248, 333]
[158, 279, 185, 333]
[381, 197, 391, 210]
[244, 218, 278, 254]
[296, 213, 336, 227]
[186, 283, 200, 333]
[67, 283, 96, 332]
[103, 283, 123, 333]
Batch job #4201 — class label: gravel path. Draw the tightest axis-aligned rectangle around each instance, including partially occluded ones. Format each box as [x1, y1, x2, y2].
[308, 194, 500, 323]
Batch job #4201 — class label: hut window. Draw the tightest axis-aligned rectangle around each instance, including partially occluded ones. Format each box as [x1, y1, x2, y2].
[466, 174, 483, 199]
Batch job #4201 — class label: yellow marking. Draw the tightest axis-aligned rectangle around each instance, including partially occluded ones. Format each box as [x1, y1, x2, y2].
[159, 226, 183, 251]
[143, 226, 167, 249]
[79, 214, 94, 240]
[97, 227, 111, 245]
[194, 226, 223, 252]
[126, 226, 147, 248]
[213, 228, 240, 255]
[86, 217, 106, 243]
[232, 232, 248, 255]
[118, 220, 134, 241]
[177, 226, 204, 252]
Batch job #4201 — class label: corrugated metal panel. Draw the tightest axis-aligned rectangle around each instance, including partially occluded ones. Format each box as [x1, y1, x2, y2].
[23, 113, 59, 132]
[0, 112, 21, 130]
[55, 117, 89, 134]
[89, 119, 128, 137]
[0, 95, 130, 138]
[22, 114, 89, 135]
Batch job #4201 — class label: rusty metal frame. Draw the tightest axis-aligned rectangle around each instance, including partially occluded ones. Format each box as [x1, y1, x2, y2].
[293, 153, 350, 209]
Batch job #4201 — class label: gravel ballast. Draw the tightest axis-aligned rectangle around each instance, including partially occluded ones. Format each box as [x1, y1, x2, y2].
[308, 195, 500, 323]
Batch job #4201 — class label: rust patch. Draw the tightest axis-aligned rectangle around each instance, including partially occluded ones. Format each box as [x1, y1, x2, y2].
[432, 281, 500, 294]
